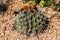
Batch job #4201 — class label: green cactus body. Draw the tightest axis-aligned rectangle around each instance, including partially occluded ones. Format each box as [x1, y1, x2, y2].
[15, 5, 49, 36]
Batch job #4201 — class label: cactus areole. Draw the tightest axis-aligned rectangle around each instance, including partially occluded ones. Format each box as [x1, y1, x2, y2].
[15, 3, 49, 36]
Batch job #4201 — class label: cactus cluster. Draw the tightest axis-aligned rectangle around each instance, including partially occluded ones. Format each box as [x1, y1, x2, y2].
[15, 3, 49, 36]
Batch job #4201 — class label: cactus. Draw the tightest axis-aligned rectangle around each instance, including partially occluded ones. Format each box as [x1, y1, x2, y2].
[0, 4, 7, 15]
[15, 3, 49, 36]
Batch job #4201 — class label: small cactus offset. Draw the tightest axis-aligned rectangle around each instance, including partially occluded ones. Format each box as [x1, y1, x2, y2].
[0, 2, 8, 15]
[15, 3, 49, 36]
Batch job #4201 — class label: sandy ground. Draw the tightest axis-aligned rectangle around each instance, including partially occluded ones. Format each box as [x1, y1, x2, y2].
[0, 0, 60, 40]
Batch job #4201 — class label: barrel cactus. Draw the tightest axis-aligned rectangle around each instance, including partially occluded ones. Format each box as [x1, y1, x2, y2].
[15, 3, 49, 36]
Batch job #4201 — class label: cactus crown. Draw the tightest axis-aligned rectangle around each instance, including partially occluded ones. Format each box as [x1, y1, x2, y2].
[15, 3, 49, 36]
